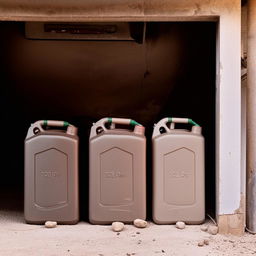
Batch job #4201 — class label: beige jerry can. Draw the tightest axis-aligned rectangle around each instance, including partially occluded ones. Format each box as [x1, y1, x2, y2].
[152, 117, 205, 224]
[89, 118, 146, 224]
[24, 120, 79, 224]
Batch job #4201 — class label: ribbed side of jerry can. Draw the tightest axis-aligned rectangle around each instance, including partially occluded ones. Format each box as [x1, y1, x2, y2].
[89, 118, 146, 224]
[152, 117, 205, 224]
[24, 120, 79, 224]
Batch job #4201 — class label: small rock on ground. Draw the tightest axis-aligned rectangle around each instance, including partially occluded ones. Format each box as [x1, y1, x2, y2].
[198, 241, 204, 247]
[175, 221, 186, 229]
[133, 219, 147, 228]
[200, 225, 208, 232]
[204, 239, 210, 245]
[207, 225, 218, 235]
[112, 222, 124, 232]
[45, 221, 57, 228]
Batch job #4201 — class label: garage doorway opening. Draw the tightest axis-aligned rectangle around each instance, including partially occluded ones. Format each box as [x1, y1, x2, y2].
[0, 21, 216, 221]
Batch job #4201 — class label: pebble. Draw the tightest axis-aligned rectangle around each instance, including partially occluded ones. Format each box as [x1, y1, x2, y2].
[112, 222, 124, 232]
[133, 219, 147, 228]
[200, 225, 208, 232]
[204, 239, 210, 245]
[45, 221, 57, 228]
[207, 225, 218, 235]
[198, 241, 205, 247]
[175, 221, 186, 229]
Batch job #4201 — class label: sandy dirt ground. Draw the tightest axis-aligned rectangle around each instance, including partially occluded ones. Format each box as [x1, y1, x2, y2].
[0, 209, 256, 256]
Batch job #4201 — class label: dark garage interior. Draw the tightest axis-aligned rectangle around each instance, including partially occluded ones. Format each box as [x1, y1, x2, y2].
[0, 21, 216, 220]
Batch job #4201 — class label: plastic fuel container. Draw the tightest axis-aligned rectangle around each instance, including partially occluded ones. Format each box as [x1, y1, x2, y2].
[89, 117, 146, 224]
[24, 120, 79, 224]
[152, 117, 205, 224]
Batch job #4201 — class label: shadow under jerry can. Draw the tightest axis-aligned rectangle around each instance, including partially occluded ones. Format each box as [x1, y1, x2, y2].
[152, 117, 205, 224]
[89, 118, 146, 224]
[24, 120, 79, 224]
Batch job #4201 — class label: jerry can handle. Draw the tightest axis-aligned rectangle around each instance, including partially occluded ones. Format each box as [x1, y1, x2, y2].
[41, 120, 70, 128]
[90, 117, 144, 138]
[107, 117, 141, 127]
[26, 120, 77, 138]
[152, 117, 201, 138]
[168, 117, 200, 127]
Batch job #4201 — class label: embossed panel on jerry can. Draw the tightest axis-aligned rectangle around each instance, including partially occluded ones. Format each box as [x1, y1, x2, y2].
[35, 148, 68, 208]
[164, 147, 195, 206]
[100, 147, 133, 206]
